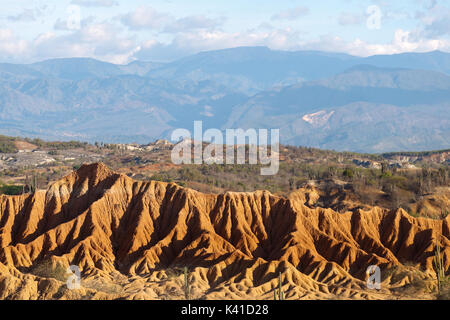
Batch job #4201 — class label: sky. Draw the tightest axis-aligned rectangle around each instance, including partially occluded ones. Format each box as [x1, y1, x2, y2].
[0, 0, 449, 64]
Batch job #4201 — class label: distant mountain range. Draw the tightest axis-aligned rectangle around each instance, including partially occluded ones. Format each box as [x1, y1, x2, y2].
[0, 46, 449, 152]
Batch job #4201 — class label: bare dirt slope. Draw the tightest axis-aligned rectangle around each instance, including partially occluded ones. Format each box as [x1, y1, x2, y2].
[0, 163, 448, 300]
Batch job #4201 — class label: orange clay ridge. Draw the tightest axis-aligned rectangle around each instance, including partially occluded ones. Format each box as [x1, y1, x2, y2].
[0, 163, 448, 300]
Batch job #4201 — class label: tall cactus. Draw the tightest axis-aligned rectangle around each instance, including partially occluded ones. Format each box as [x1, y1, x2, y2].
[30, 174, 38, 194]
[184, 266, 191, 300]
[273, 272, 285, 300]
[434, 241, 445, 295]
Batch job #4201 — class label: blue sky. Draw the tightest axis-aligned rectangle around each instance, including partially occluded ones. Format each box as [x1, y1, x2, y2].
[0, 0, 449, 63]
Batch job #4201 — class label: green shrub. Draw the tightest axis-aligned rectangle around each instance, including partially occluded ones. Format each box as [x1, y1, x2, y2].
[29, 259, 68, 282]
[343, 168, 354, 178]
[0, 135, 17, 153]
[0, 185, 23, 195]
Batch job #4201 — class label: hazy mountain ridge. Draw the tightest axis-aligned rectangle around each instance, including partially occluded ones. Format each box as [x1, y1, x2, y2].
[0, 47, 449, 152]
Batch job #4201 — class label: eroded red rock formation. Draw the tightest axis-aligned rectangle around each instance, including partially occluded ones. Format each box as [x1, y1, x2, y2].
[0, 163, 448, 299]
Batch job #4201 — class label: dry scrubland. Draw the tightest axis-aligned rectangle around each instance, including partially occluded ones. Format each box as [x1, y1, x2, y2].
[1, 136, 449, 219]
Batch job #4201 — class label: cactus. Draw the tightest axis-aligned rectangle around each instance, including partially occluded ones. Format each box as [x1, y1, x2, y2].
[434, 241, 445, 295]
[278, 272, 284, 300]
[273, 272, 285, 300]
[183, 266, 191, 300]
[29, 174, 38, 194]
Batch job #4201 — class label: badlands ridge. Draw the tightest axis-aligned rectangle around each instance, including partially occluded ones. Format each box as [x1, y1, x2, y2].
[0, 163, 448, 299]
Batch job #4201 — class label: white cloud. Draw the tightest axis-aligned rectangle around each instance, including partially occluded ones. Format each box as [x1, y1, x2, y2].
[201, 105, 214, 117]
[120, 6, 171, 30]
[7, 9, 37, 22]
[338, 12, 365, 26]
[71, 0, 118, 7]
[31, 22, 140, 64]
[302, 29, 450, 56]
[119, 6, 224, 34]
[2, 21, 450, 65]
[271, 6, 309, 21]
[135, 27, 303, 61]
[163, 15, 225, 33]
[415, 5, 450, 38]
[54, 16, 95, 31]
[1, 2, 450, 65]
[131, 20, 450, 62]
[5, 6, 53, 23]
[0, 29, 28, 57]
[424, 16, 450, 37]
[34, 32, 57, 45]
